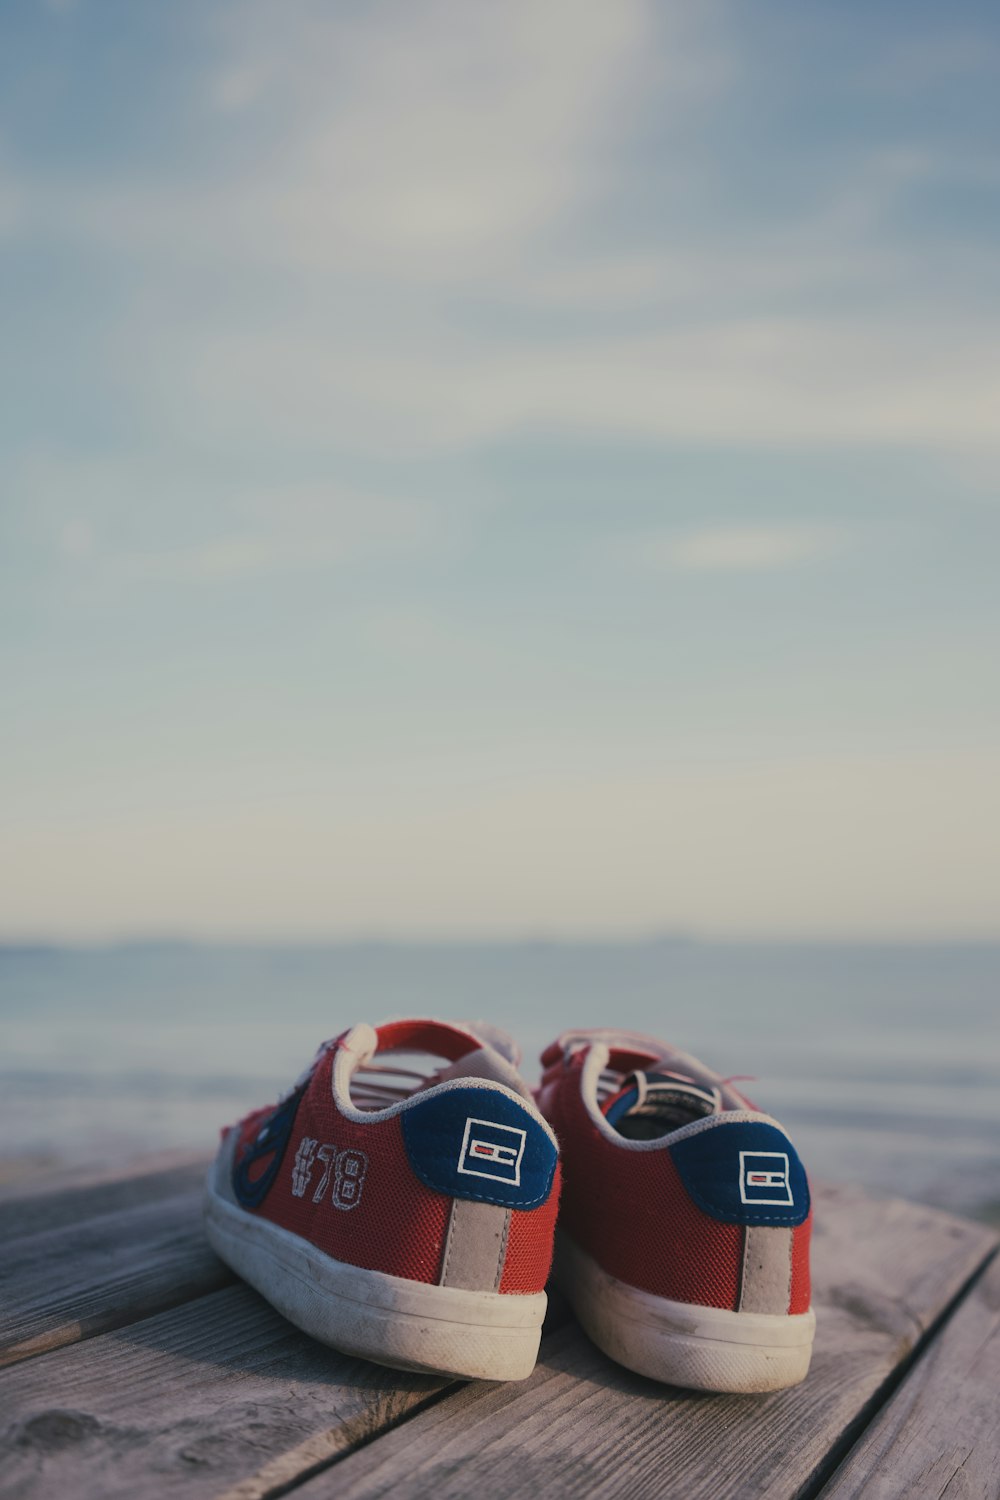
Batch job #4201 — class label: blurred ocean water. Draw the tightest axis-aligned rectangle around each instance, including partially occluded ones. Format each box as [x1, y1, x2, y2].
[1, 940, 997, 1220]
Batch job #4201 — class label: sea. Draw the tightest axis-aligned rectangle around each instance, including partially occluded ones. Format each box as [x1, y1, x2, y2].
[1, 939, 998, 1221]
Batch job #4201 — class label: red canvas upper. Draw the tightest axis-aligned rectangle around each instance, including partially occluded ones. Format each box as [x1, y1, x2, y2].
[537, 1033, 812, 1316]
[235, 1046, 451, 1282]
[227, 1021, 559, 1293]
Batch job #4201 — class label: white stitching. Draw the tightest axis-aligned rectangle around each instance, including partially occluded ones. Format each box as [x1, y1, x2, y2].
[493, 1210, 512, 1292]
[439, 1200, 458, 1287]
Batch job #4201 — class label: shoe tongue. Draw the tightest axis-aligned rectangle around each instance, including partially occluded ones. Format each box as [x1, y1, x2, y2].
[433, 1045, 532, 1100]
[603, 1069, 720, 1139]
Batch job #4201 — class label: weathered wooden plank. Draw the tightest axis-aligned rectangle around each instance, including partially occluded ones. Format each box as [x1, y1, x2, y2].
[0, 1283, 451, 1500]
[294, 1186, 999, 1500]
[2, 1180, 992, 1500]
[0, 1191, 231, 1367]
[819, 1249, 1000, 1500]
[0, 1155, 212, 1246]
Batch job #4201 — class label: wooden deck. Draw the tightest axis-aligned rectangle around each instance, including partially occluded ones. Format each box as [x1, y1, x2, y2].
[0, 1157, 996, 1500]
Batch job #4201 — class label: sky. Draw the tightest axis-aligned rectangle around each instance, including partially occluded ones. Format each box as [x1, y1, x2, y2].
[2, 0, 999, 941]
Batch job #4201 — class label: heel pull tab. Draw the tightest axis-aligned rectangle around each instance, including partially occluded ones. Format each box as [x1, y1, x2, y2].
[439, 1199, 512, 1291]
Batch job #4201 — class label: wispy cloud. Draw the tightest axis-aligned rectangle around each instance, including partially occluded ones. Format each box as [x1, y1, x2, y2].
[635, 523, 844, 574]
[12, 453, 443, 585]
[23, 0, 659, 271]
[6, 2, 1000, 465]
[3, 0, 1000, 943]
[167, 315, 1000, 458]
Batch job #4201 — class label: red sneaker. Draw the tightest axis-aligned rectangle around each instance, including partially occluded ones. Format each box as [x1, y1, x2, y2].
[205, 1019, 560, 1381]
[537, 1028, 814, 1392]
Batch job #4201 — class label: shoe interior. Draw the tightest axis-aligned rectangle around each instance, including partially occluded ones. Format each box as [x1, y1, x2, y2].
[601, 1067, 722, 1140]
[347, 1027, 533, 1111]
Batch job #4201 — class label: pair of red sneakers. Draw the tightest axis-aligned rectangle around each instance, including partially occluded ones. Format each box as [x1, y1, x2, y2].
[205, 1019, 814, 1392]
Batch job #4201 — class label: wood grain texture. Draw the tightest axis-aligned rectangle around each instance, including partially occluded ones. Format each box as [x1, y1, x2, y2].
[0, 1190, 231, 1367]
[0, 1148, 211, 1203]
[294, 1186, 999, 1500]
[0, 1157, 212, 1246]
[819, 1250, 1000, 1500]
[0, 1284, 449, 1500]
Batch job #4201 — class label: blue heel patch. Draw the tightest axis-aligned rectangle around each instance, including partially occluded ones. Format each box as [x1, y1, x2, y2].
[669, 1120, 810, 1227]
[401, 1086, 558, 1210]
[233, 1085, 305, 1209]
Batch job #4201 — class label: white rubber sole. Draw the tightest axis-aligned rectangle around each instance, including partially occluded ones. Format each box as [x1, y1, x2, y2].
[555, 1232, 815, 1393]
[204, 1178, 546, 1382]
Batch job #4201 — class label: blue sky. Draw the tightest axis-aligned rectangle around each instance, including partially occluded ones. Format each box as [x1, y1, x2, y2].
[2, 0, 999, 939]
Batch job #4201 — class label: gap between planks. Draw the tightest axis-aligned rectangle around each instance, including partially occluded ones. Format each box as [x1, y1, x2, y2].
[1, 1177, 996, 1500]
[0, 1152, 212, 1248]
[817, 1246, 1000, 1500]
[279, 1187, 999, 1500]
[216, 1293, 572, 1500]
[0, 1283, 457, 1500]
[0, 1163, 231, 1368]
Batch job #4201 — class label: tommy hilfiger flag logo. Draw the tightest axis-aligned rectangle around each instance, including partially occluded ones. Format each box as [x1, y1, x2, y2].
[739, 1150, 794, 1206]
[457, 1117, 527, 1186]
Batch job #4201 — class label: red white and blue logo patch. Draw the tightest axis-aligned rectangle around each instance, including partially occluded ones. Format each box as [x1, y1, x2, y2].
[739, 1150, 793, 1206]
[457, 1117, 527, 1187]
[401, 1085, 558, 1208]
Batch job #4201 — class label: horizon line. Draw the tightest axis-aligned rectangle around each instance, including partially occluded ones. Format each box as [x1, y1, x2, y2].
[2, 930, 1000, 951]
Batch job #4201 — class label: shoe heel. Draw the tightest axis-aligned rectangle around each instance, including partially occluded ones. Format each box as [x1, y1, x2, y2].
[205, 1187, 546, 1381]
[556, 1232, 815, 1393]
